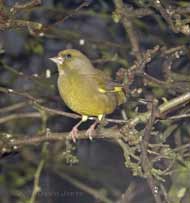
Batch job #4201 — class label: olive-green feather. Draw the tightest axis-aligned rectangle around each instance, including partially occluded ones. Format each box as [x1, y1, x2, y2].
[52, 49, 126, 117]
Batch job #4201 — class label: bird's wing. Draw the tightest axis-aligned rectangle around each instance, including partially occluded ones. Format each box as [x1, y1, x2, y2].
[88, 69, 124, 93]
[80, 69, 126, 105]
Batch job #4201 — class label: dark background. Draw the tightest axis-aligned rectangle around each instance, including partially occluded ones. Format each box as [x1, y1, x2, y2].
[0, 0, 190, 203]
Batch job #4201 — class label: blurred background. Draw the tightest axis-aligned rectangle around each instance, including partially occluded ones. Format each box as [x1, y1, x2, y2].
[0, 0, 190, 203]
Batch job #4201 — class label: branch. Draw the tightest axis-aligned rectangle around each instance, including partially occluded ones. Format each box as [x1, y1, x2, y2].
[0, 112, 41, 124]
[29, 157, 45, 203]
[11, 0, 42, 13]
[114, 0, 141, 60]
[140, 99, 163, 203]
[0, 128, 122, 154]
[0, 101, 29, 113]
[0, 85, 190, 127]
[129, 92, 190, 127]
[55, 170, 113, 203]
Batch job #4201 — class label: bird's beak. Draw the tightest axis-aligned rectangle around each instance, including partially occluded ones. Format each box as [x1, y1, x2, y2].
[49, 56, 64, 65]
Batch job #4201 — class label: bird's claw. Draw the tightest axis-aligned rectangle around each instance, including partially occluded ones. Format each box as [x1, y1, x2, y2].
[85, 129, 93, 140]
[85, 123, 97, 140]
[69, 127, 79, 143]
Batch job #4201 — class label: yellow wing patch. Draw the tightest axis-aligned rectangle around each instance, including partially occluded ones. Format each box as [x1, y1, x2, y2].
[98, 86, 123, 93]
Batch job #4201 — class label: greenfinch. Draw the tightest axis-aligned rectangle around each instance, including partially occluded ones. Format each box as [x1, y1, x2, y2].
[50, 49, 126, 142]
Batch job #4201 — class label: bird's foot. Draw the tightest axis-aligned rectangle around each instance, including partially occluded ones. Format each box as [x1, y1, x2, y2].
[85, 121, 98, 140]
[69, 127, 79, 143]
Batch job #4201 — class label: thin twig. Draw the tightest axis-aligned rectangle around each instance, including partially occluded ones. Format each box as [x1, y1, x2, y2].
[0, 87, 190, 126]
[29, 156, 45, 203]
[55, 170, 113, 203]
[0, 102, 29, 113]
[53, 0, 91, 25]
[114, 0, 141, 60]
[0, 112, 41, 124]
[140, 98, 162, 203]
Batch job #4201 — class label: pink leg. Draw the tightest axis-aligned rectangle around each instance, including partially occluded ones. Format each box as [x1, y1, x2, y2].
[86, 120, 99, 140]
[69, 120, 83, 143]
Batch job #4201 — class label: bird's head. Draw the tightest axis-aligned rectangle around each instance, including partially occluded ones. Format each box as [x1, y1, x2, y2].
[49, 49, 94, 75]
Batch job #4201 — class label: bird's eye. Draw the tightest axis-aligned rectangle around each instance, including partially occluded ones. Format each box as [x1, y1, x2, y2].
[65, 54, 72, 59]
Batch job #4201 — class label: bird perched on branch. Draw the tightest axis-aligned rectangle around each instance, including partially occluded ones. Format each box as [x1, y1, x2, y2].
[50, 49, 126, 142]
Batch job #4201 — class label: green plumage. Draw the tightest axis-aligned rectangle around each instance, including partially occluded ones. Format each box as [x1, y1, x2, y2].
[53, 49, 126, 117]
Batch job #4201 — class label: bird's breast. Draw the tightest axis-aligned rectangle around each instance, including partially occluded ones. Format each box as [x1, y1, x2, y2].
[58, 73, 117, 116]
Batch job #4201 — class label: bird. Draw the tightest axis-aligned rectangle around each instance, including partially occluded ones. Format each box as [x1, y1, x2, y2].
[49, 49, 126, 142]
